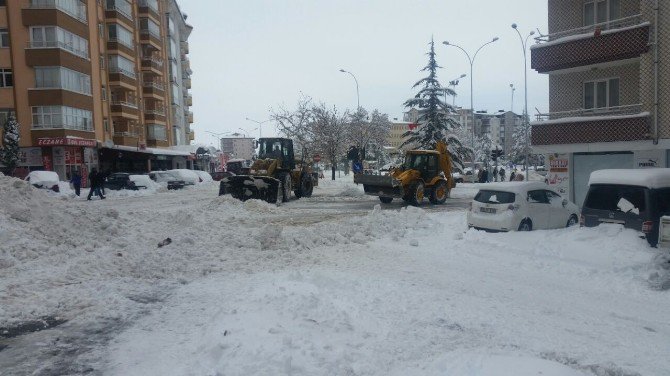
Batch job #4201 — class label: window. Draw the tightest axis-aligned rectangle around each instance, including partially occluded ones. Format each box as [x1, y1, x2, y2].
[474, 190, 516, 204]
[108, 55, 136, 78]
[104, 118, 109, 132]
[30, 0, 87, 23]
[29, 26, 89, 59]
[0, 28, 8, 47]
[584, 78, 619, 109]
[147, 124, 167, 140]
[101, 85, 107, 100]
[584, 0, 620, 26]
[98, 23, 104, 38]
[584, 185, 647, 215]
[108, 24, 134, 49]
[139, 18, 160, 38]
[32, 105, 93, 131]
[105, 0, 133, 20]
[528, 190, 549, 204]
[35, 67, 91, 95]
[0, 0, 6, 6]
[0, 109, 15, 126]
[100, 54, 105, 69]
[0, 69, 12, 87]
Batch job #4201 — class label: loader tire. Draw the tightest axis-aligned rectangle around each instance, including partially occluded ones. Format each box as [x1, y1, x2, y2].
[429, 181, 448, 204]
[295, 173, 313, 199]
[379, 196, 393, 204]
[408, 181, 425, 206]
[280, 173, 292, 202]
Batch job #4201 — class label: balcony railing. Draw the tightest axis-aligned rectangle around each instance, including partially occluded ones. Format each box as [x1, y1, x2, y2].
[138, 0, 159, 14]
[141, 55, 164, 67]
[534, 104, 644, 121]
[108, 38, 134, 50]
[27, 40, 89, 59]
[111, 100, 139, 109]
[143, 81, 164, 90]
[113, 131, 138, 138]
[145, 108, 166, 116]
[534, 14, 647, 44]
[105, 0, 133, 21]
[140, 29, 161, 40]
[32, 122, 93, 132]
[109, 67, 137, 79]
[30, 0, 87, 23]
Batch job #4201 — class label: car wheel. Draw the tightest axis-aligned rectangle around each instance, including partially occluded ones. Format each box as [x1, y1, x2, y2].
[566, 215, 578, 227]
[379, 196, 393, 204]
[518, 219, 532, 231]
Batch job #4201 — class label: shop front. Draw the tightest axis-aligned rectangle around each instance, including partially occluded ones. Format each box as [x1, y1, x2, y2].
[17, 137, 98, 186]
[99, 145, 192, 173]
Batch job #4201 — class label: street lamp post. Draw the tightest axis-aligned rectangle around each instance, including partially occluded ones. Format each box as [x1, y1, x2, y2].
[442, 38, 499, 172]
[339, 68, 360, 110]
[510, 83, 516, 113]
[446, 73, 467, 106]
[245, 117, 272, 139]
[511, 23, 535, 181]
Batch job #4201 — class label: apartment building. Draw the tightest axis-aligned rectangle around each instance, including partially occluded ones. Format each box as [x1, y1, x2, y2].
[164, 0, 192, 146]
[0, 0, 193, 180]
[531, 0, 667, 206]
[219, 137, 255, 161]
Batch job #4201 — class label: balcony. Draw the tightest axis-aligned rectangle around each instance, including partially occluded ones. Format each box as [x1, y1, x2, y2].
[104, 0, 134, 26]
[183, 78, 191, 89]
[142, 80, 165, 97]
[531, 104, 651, 145]
[27, 0, 87, 24]
[108, 67, 137, 90]
[113, 131, 139, 146]
[110, 99, 140, 120]
[185, 94, 192, 106]
[140, 56, 164, 75]
[25, 44, 91, 73]
[106, 39, 135, 56]
[186, 110, 193, 123]
[189, 131, 195, 141]
[144, 108, 166, 123]
[180, 41, 189, 54]
[531, 15, 651, 73]
[138, 0, 160, 21]
[140, 30, 162, 50]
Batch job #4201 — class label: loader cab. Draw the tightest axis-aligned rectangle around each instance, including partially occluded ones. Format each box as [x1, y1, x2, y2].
[258, 138, 295, 170]
[404, 152, 439, 181]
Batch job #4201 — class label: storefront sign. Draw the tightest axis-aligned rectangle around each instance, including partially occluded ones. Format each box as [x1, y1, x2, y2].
[547, 154, 570, 195]
[37, 137, 97, 147]
[636, 158, 658, 168]
[42, 154, 52, 171]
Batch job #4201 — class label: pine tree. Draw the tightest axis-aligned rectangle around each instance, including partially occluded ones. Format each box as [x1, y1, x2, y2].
[1, 115, 20, 175]
[401, 38, 470, 170]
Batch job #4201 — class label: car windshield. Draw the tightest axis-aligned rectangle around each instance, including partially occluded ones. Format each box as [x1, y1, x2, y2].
[584, 184, 647, 215]
[474, 190, 516, 204]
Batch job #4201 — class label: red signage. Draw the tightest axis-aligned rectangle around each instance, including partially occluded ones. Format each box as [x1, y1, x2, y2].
[313, 154, 321, 162]
[408, 123, 419, 130]
[37, 137, 97, 147]
[42, 155, 52, 171]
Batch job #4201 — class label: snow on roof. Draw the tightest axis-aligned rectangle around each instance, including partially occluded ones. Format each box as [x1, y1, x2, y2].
[589, 168, 670, 189]
[476, 181, 549, 194]
[105, 145, 192, 156]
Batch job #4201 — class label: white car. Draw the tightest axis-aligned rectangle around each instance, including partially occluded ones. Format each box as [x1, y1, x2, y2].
[167, 169, 199, 185]
[25, 171, 60, 192]
[193, 170, 213, 183]
[467, 181, 579, 231]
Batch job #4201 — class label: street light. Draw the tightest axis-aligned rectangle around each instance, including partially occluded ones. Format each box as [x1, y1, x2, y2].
[237, 128, 250, 138]
[446, 73, 467, 106]
[511, 23, 535, 181]
[339, 68, 360, 110]
[442, 37, 499, 171]
[510, 83, 516, 113]
[245, 117, 272, 139]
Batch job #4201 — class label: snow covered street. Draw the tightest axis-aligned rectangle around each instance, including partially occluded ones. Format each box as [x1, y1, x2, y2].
[1, 174, 669, 375]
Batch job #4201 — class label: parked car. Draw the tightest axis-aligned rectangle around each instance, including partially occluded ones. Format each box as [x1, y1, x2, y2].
[210, 171, 235, 181]
[467, 181, 579, 232]
[453, 169, 478, 184]
[193, 170, 213, 183]
[104, 173, 148, 190]
[149, 171, 185, 190]
[25, 171, 60, 192]
[167, 169, 199, 185]
[581, 168, 670, 247]
[128, 174, 153, 189]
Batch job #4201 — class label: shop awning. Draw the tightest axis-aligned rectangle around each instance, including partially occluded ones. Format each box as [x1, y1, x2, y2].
[102, 144, 192, 157]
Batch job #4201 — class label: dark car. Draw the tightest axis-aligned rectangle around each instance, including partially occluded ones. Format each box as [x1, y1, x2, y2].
[104, 173, 144, 190]
[148, 171, 186, 190]
[581, 169, 670, 247]
[210, 171, 235, 181]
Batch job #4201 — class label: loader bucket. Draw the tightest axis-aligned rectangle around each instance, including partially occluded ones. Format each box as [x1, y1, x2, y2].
[220, 175, 281, 203]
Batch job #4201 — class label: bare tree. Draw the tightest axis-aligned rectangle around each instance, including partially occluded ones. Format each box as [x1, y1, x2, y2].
[347, 108, 391, 162]
[311, 104, 350, 180]
[269, 95, 315, 158]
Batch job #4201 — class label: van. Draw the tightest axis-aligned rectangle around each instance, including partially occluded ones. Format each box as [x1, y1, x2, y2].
[581, 169, 670, 247]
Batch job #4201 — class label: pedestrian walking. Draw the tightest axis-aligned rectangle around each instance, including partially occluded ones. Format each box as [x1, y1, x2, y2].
[493, 167, 499, 182]
[509, 169, 516, 182]
[70, 171, 82, 196]
[87, 168, 106, 200]
[499, 167, 506, 182]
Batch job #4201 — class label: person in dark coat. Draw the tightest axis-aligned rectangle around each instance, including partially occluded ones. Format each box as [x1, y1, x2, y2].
[499, 167, 506, 182]
[492, 167, 499, 182]
[70, 171, 82, 196]
[87, 168, 105, 200]
[479, 169, 489, 183]
[509, 169, 516, 182]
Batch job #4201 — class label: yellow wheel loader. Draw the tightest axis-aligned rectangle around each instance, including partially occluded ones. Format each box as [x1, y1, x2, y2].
[353, 141, 455, 206]
[219, 138, 317, 203]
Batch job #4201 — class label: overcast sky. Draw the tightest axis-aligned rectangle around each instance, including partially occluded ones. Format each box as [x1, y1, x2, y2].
[180, 0, 549, 147]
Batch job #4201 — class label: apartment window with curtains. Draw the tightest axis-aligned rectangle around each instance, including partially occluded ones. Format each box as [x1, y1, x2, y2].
[584, 0, 620, 26]
[30, 26, 89, 59]
[35, 67, 92, 95]
[32, 106, 93, 131]
[584, 78, 620, 109]
[107, 24, 134, 49]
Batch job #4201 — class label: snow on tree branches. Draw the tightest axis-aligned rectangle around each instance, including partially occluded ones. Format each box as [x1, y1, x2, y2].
[401, 38, 470, 171]
[1, 115, 20, 175]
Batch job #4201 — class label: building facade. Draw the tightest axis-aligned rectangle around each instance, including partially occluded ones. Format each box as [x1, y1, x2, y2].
[530, 0, 668, 205]
[0, 0, 194, 180]
[219, 137, 255, 161]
